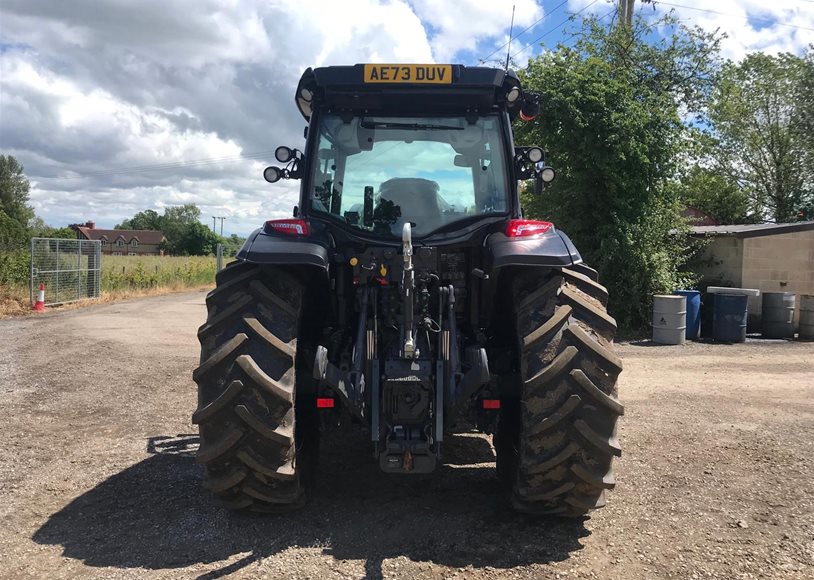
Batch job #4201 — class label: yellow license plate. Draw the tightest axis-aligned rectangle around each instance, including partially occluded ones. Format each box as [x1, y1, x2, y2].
[364, 64, 452, 84]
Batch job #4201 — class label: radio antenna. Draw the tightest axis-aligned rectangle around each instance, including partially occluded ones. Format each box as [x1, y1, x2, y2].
[505, 4, 516, 71]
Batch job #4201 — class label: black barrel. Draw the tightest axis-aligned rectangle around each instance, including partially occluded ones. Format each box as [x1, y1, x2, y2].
[761, 292, 795, 339]
[712, 293, 748, 343]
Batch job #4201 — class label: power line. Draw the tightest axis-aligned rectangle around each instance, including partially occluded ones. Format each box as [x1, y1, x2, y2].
[653, 1, 814, 33]
[510, 0, 604, 59]
[35, 151, 276, 180]
[479, 0, 571, 64]
[558, 6, 619, 48]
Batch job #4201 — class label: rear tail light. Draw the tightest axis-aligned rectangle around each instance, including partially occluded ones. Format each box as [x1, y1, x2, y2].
[505, 219, 554, 237]
[316, 397, 335, 408]
[265, 218, 309, 236]
[482, 399, 501, 409]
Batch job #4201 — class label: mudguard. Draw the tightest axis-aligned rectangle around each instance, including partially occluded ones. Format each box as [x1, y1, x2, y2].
[486, 228, 582, 269]
[236, 228, 330, 271]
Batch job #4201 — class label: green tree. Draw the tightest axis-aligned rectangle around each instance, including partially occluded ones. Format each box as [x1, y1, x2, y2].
[0, 210, 29, 286]
[116, 204, 218, 255]
[222, 233, 246, 257]
[177, 222, 222, 256]
[0, 209, 28, 250]
[28, 217, 77, 239]
[798, 46, 814, 213]
[670, 165, 756, 225]
[0, 155, 34, 227]
[707, 52, 813, 222]
[160, 204, 202, 254]
[116, 209, 162, 230]
[516, 14, 721, 330]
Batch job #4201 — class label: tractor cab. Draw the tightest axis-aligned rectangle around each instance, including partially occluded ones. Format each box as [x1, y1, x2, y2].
[263, 64, 552, 242]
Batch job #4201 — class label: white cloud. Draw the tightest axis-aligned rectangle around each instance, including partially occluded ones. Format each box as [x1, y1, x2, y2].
[653, 0, 814, 60]
[412, 0, 545, 62]
[568, 0, 814, 60]
[0, 0, 438, 234]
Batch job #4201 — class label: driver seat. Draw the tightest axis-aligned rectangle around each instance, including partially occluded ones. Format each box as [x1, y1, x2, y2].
[379, 178, 443, 233]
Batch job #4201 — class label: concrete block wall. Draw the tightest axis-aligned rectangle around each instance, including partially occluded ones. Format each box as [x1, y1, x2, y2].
[741, 230, 814, 329]
[695, 237, 744, 288]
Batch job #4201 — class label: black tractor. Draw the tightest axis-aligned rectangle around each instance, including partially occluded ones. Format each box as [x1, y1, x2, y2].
[192, 64, 623, 515]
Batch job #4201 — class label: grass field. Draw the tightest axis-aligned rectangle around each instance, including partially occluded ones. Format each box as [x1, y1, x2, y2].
[100, 255, 217, 291]
[0, 254, 218, 318]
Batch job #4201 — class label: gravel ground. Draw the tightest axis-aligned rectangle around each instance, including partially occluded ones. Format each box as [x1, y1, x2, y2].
[0, 291, 812, 579]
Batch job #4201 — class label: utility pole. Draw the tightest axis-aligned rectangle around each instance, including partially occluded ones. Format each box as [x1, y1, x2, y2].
[212, 216, 226, 235]
[619, 0, 635, 27]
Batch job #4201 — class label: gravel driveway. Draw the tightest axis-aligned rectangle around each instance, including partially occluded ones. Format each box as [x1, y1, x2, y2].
[0, 291, 812, 579]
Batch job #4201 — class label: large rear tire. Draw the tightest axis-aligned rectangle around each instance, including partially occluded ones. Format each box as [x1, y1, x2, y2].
[498, 266, 624, 516]
[192, 261, 317, 511]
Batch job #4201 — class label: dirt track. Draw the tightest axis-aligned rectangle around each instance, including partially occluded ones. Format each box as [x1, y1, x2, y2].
[1, 291, 812, 579]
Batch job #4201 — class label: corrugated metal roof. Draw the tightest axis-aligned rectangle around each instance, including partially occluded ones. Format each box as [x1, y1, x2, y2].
[690, 221, 814, 238]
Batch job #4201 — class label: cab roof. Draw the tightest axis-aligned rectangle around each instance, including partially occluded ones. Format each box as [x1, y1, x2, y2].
[294, 64, 525, 121]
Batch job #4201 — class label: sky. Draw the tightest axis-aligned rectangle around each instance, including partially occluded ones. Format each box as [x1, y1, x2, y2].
[1, 0, 813, 236]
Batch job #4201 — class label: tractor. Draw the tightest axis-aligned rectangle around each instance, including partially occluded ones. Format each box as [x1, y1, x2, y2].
[192, 64, 623, 515]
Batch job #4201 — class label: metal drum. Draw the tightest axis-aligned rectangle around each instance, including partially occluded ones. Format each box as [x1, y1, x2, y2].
[761, 292, 795, 339]
[799, 295, 814, 341]
[652, 294, 687, 345]
[712, 293, 748, 343]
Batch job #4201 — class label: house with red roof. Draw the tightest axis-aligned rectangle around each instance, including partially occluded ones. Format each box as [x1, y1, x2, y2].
[70, 221, 165, 256]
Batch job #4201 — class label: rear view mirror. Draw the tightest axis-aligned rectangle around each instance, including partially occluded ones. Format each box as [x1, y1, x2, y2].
[454, 154, 474, 167]
[454, 152, 493, 168]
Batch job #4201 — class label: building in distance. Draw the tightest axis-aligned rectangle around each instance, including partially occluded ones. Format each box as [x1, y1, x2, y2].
[70, 221, 165, 256]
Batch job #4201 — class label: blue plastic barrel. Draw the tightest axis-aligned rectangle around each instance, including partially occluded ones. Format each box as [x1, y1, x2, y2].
[712, 293, 748, 343]
[675, 290, 701, 340]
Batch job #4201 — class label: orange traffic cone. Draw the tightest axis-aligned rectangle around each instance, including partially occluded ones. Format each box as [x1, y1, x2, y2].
[33, 283, 46, 312]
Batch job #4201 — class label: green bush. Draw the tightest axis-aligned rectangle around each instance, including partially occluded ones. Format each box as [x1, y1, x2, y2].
[0, 249, 28, 287]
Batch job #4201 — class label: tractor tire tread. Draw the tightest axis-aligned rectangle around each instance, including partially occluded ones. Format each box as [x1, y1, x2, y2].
[504, 267, 623, 516]
[192, 261, 308, 511]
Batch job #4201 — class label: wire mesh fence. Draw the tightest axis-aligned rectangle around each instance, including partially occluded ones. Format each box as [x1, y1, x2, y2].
[30, 238, 102, 306]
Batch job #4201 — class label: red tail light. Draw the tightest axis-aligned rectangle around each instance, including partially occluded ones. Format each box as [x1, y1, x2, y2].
[316, 397, 335, 408]
[265, 218, 309, 236]
[482, 399, 501, 409]
[505, 219, 554, 237]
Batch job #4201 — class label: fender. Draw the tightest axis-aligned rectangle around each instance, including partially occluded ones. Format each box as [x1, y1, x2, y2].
[236, 228, 330, 271]
[480, 227, 583, 329]
[485, 228, 582, 270]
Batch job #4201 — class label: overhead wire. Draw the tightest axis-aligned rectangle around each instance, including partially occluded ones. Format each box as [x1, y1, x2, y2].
[553, 5, 619, 51]
[510, 0, 604, 60]
[478, 0, 572, 64]
[652, 1, 814, 33]
[35, 150, 276, 180]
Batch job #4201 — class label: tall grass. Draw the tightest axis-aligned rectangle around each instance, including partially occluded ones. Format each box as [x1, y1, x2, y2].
[101, 255, 217, 291]
[0, 254, 218, 317]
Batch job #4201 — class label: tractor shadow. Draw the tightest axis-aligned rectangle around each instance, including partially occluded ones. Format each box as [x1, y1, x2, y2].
[33, 433, 589, 578]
